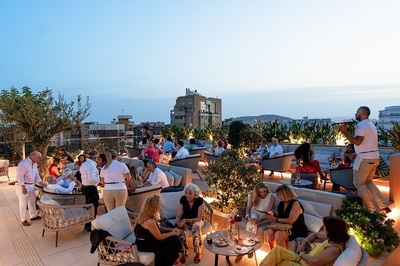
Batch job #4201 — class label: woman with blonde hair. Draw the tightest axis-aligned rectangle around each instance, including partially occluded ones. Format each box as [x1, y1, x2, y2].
[100, 149, 132, 211]
[246, 182, 275, 226]
[135, 195, 183, 266]
[264, 184, 308, 249]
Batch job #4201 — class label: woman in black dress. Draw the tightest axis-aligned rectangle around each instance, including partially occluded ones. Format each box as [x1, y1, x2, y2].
[264, 184, 308, 249]
[134, 195, 183, 266]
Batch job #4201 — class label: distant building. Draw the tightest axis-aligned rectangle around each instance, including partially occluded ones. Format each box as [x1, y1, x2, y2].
[170, 88, 222, 128]
[379, 106, 400, 130]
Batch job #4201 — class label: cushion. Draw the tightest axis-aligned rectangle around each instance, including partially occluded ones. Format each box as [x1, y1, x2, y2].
[314, 151, 334, 165]
[92, 206, 132, 239]
[40, 194, 60, 206]
[334, 235, 362, 266]
[164, 171, 175, 187]
[303, 213, 324, 233]
[170, 170, 183, 186]
[160, 191, 184, 219]
[298, 199, 332, 218]
[124, 232, 137, 243]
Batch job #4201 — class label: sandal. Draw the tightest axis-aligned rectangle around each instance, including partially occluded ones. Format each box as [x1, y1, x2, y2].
[194, 253, 201, 264]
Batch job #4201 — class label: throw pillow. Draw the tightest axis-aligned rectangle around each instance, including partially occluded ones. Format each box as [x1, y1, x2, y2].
[164, 171, 175, 187]
[169, 170, 183, 186]
[334, 235, 362, 266]
[91, 205, 132, 239]
[303, 213, 323, 233]
[40, 194, 60, 206]
[298, 199, 332, 218]
[159, 191, 184, 219]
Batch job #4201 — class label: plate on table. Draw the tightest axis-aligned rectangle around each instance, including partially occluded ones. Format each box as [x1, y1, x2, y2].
[243, 239, 256, 246]
[235, 245, 251, 254]
[215, 239, 229, 247]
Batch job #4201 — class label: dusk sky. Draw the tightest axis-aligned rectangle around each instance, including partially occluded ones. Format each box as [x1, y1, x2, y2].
[1, 1, 399, 124]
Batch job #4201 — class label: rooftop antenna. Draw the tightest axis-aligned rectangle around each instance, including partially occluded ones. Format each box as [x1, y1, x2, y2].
[122, 109, 124, 115]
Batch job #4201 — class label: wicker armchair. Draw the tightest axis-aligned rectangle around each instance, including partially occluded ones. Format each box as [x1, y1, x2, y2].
[0, 159, 10, 181]
[37, 195, 95, 247]
[92, 206, 155, 266]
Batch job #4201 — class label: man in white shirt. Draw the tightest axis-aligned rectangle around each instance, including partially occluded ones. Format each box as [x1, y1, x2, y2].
[143, 161, 169, 188]
[268, 138, 284, 176]
[45, 175, 76, 193]
[15, 151, 46, 226]
[340, 106, 390, 214]
[169, 140, 189, 162]
[80, 150, 100, 231]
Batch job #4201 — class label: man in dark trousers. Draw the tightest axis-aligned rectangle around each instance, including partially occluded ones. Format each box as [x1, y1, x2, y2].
[80, 150, 101, 231]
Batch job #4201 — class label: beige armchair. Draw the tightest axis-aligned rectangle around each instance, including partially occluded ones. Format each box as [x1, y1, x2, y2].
[125, 186, 162, 213]
[260, 152, 293, 179]
[189, 147, 206, 162]
[37, 194, 95, 247]
[169, 154, 202, 180]
[204, 152, 220, 165]
[125, 145, 143, 158]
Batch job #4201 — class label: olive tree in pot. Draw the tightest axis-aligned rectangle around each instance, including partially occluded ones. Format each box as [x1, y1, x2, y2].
[202, 149, 260, 229]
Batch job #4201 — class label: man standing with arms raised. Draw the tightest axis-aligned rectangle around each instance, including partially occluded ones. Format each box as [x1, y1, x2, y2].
[80, 150, 101, 231]
[340, 106, 391, 214]
[15, 151, 46, 226]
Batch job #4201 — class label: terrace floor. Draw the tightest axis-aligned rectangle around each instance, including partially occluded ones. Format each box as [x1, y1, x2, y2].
[0, 164, 397, 265]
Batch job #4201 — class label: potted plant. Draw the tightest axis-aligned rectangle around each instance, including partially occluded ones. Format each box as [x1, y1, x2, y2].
[202, 149, 260, 229]
[335, 200, 400, 257]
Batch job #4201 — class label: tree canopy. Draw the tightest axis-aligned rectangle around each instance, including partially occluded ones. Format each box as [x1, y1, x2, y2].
[0, 86, 90, 177]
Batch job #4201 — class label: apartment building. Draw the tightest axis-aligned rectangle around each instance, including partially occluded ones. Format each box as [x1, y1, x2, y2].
[170, 88, 222, 128]
[379, 106, 400, 130]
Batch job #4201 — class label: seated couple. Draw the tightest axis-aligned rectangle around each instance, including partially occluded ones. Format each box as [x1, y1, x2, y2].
[135, 184, 204, 266]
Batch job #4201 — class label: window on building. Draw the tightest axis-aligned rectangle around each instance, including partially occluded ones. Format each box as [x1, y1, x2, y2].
[200, 101, 206, 112]
[180, 100, 185, 106]
[187, 100, 193, 105]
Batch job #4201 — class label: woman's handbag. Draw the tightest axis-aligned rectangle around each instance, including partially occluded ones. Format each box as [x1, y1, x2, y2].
[267, 222, 293, 235]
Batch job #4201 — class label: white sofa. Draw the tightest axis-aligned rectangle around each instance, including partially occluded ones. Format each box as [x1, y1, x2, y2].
[255, 181, 368, 266]
[91, 206, 155, 266]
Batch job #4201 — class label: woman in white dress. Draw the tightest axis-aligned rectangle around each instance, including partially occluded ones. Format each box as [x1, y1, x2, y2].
[246, 182, 275, 226]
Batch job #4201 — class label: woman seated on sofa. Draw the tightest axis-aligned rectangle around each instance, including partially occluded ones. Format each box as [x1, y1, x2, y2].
[260, 215, 348, 266]
[49, 157, 62, 178]
[176, 183, 204, 264]
[343, 143, 356, 166]
[142, 139, 163, 163]
[135, 195, 183, 266]
[246, 182, 275, 227]
[265, 184, 308, 249]
[294, 142, 325, 182]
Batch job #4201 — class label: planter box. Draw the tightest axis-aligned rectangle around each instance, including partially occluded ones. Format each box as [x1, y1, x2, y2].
[212, 209, 229, 231]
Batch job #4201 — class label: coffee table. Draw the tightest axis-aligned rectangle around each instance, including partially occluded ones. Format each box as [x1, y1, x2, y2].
[281, 179, 313, 188]
[204, 230, 262, 266]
